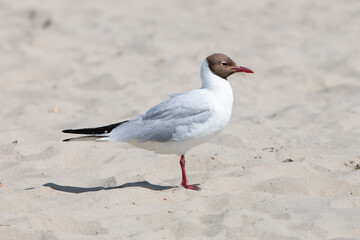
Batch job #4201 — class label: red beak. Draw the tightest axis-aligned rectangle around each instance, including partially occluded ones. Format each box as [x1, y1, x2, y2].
[232, 66, 254, 74]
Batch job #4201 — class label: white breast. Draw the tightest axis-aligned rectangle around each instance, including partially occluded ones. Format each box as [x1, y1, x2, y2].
[200, 59, 234, 133]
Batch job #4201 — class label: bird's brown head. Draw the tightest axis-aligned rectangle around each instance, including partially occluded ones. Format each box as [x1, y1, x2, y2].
[206, 53, 254, 80]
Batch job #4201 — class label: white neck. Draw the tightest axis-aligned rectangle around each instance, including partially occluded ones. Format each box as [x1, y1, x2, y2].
[200, 59, 234, 110]
[200, 60, 232, 91]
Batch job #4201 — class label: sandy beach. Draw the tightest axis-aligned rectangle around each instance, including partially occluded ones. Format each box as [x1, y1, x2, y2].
[1, 0, 360, 239]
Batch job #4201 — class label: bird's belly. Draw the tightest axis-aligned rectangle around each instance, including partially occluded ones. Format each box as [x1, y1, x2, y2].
[128, 111, 231, 155]
[128, 135, 215, 155]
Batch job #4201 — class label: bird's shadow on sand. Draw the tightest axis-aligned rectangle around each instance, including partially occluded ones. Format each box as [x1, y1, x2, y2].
[42, 181, 176, 194]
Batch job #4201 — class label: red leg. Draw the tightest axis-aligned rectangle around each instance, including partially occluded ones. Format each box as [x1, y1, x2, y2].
[179, 155, 201, 191]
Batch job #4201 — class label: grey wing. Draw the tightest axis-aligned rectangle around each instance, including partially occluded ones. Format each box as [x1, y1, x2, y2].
[143, 92, 209, 121]
[109, 91, 213, 143]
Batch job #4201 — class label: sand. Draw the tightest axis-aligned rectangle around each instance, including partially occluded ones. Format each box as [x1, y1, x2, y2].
[1, 0, 360, 239]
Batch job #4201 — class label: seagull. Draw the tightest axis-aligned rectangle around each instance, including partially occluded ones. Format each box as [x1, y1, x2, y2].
[62, 53, 253, 190]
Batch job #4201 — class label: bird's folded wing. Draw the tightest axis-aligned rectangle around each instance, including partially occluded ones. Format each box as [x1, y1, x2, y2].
[143, 92, 211, 121]
[109, 91, 214, 143]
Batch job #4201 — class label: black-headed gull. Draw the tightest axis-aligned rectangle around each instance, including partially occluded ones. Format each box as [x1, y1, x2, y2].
[63, 53, 253, 190]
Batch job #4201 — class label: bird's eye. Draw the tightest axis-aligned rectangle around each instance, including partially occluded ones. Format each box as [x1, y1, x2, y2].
[221, 61, 228, 66]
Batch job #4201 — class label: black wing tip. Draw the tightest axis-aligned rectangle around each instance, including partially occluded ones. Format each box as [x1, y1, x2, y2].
[62, 128, 92, 134]
[61, 120, 129, 135]
[62, 129, 74, 134]
[62, 138, 72, 142]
